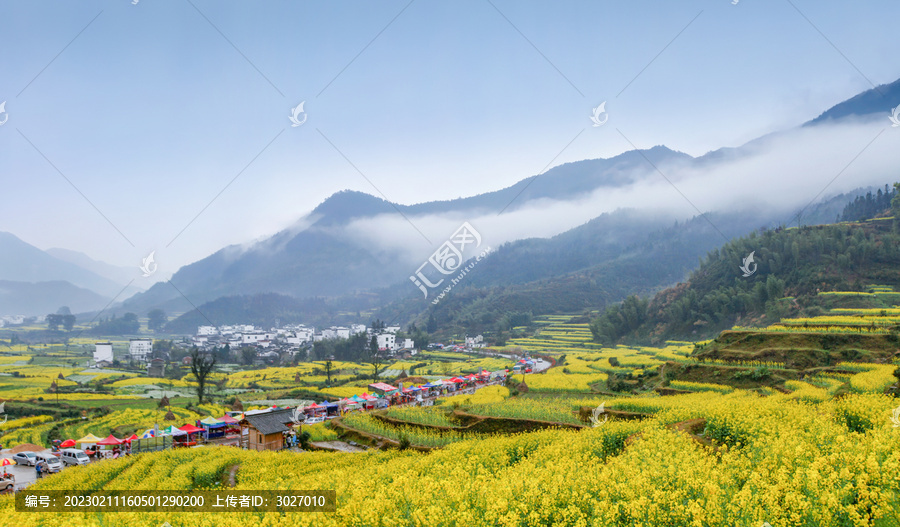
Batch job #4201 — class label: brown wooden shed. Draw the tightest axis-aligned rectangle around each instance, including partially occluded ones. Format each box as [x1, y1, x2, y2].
[239, 409, 296, 451]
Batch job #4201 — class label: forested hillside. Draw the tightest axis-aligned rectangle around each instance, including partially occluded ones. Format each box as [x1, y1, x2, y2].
[590, 209, 900, 345]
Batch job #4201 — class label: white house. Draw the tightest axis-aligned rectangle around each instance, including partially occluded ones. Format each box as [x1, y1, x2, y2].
[350, 324, 366, 335]
[465, 335, 484, 347]
[384, 326, 400, 334]
[377, 333, 396, 351]
[401, 338, 415, 349]
[333, 326, 350, 339]
[320, 328, 337, 340]
[129, 338, 153, 362]
[242, 332, 274, 344]
[94, 342, 113, 363]
[197, 326, 218, 336]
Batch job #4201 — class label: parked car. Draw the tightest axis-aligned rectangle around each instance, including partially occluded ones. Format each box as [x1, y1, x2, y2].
[59, 448, 91, 466]
[11, 452, 38, 466]
[0, 473, 14, 492]
[305, 416, 325, 424]
[36, 452, 64, 473]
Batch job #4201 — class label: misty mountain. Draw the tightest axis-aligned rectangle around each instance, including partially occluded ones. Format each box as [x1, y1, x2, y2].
[45, 248, 144, 291]
[108, 75, 900, 324]
[0, 232, 125, 314]
[806, 78, 900, 125]
[0, 280, 110, 316]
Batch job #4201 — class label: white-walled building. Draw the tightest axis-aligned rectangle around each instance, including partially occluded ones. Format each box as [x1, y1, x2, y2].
[333, 326, 350, 339]
[350, 324, 366, 335]
[384, 326, 400, 334]
[129, 338, 153, 362]
[465, 335, 484, 347]
[401, 338, 415, 349]
[197, 326, 218, 336]
[242, 332, 274, 345]
[377, 333, 396, 351]
[94, 342, 113, 363]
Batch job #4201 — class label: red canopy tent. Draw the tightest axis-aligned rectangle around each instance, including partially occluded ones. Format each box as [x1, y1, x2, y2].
[123, 434, 139, 443]
[448, 377, 466, 383]
[59, 439, 76, 448]
[218, 415, 239, 424]
[178, 424, 204, 434]
[96, 434, 123, 446]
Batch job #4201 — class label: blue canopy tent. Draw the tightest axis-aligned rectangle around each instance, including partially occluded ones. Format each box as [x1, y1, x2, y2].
[320, 401, 340, 417]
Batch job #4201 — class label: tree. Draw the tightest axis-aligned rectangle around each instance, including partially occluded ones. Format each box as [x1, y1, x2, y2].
[189, 346, 216, 404]
[324, 359, 334, 386]
[46, 314, 63, 331]
[241, 347, 256, 366]
[892, 182, 900, 218]
[62, 314, 76, 332]
[426, 312, 438, 333]
[369, 336, 384, 383]
[147, 309, 167, 332]
[56, 306, 71, 315]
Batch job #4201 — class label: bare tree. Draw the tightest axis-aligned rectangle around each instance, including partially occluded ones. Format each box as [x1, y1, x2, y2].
[189, 346, 217, 404]
[369, 336, 384, 383]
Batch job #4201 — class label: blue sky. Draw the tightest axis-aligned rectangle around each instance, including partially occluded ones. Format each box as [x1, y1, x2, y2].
[2, 0, 899, 277]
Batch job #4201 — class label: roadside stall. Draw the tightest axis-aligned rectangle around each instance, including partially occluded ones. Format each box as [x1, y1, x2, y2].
[199, 416, 226, 440]
[76, 433, 102, 458]
[178, 424, 204, 446]
[96, 434, 124, 459]
[217, 414, 241, 436]
[320, 401, 340, 418]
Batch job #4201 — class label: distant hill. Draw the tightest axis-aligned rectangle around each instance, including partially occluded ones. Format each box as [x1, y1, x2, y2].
[806, 78, 900, 125]
[0, 280, 110, 316]
[589, 217, 900, 345]
[45, 248, 143, 290]
[0, 232, 121, 298]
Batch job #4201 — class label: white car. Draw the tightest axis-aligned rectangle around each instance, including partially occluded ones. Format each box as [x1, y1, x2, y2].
[11, 452, 37, 466]
[305, 416, 325, 424]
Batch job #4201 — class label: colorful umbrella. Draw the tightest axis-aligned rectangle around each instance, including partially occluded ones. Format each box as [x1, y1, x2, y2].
[1, 458, 14, 475]
[60, 439, 76, 448]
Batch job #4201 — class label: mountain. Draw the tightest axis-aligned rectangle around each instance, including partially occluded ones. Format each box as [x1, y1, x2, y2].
[806, 78, 900, 125]
[0, 232, 122, 296]
[589, 217, 900, 345]
[0, 280, 110, 316]
[114, 76, 900, 325]
[45, 248, 143, 291]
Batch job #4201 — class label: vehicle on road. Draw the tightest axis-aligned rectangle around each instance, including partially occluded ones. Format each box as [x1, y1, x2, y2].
[60, 448, 90, 466]
[36, 452, 63, 473]
[0, 473, 15, 493]
[305, 416, 325, 424]
[12, 452, 38, 466]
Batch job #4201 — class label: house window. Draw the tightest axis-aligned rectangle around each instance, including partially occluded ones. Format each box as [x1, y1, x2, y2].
[258, 434, 262, 443]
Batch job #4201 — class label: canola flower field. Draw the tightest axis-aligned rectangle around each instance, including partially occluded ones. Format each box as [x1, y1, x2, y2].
[4, 391, 899, 526]
[3, 308, 900, 525]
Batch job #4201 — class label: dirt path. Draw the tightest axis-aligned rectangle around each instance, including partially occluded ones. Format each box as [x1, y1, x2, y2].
[226, 464, 240, 487]
[310, 441, 365, 453]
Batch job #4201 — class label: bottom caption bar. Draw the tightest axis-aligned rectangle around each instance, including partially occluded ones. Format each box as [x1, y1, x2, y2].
[15, 490, 336, 513]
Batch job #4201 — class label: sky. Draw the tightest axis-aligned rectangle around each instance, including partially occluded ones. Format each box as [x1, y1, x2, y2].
[2, 0, 900, 283]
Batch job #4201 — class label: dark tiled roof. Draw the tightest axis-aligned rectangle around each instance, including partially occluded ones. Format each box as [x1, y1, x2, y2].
[241, 409, 294, 435]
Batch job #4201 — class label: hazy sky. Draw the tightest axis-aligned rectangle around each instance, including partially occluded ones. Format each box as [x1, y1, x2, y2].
[2, 0, 900, 281]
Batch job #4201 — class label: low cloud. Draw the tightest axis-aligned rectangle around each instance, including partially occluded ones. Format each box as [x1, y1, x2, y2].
[340, 116, 898, 264]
